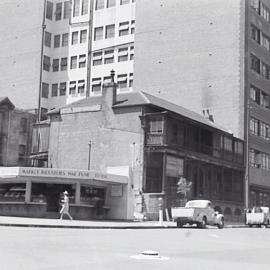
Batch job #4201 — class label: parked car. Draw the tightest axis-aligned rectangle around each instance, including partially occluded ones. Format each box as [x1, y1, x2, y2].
[246, 207, 270, 227]
[171, 200, 224, 229]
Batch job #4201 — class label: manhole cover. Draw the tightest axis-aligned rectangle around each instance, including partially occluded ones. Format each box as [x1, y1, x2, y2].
[131, 250, 169, 260]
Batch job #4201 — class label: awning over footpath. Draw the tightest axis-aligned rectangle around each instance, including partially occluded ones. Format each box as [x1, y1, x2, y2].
[0, 167, 128, 185]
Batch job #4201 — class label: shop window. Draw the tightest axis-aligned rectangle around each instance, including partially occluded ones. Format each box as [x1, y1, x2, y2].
[80, 185, 105, 205]
[0, 183, 26, 202]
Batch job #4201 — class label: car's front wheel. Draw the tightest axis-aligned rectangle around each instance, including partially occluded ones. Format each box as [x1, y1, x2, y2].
[217, 217, 224, 229]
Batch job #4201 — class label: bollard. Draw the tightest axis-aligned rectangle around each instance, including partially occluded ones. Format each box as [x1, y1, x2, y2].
[158, 197, 163, 226]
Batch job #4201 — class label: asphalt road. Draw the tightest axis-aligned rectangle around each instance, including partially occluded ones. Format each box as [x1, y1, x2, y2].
[0, 227, 270, 270]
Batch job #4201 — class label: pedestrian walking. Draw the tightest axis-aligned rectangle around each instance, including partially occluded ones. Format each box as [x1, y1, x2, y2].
[59, 191, 73, 220]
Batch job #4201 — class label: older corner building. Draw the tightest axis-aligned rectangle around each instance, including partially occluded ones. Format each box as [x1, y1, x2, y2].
[134, 0, 270, 208]
[0, 0, 135, 118]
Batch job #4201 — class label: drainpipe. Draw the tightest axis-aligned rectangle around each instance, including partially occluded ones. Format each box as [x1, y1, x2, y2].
[38, 0, 47, 122]
[86, 0, 94, 97]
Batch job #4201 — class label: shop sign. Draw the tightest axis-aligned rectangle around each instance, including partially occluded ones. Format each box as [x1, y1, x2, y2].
[19, 168, 108, 181]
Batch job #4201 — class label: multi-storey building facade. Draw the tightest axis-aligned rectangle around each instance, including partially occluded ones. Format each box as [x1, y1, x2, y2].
[133, 0, 270, 208]
[0, 0, 135, 119]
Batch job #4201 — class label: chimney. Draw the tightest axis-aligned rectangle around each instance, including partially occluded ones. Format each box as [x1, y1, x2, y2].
[103, 70, 117, 106]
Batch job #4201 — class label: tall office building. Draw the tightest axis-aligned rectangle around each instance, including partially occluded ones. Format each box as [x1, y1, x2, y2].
[134, 0, 270, 207]
[0, 0, 135, 118]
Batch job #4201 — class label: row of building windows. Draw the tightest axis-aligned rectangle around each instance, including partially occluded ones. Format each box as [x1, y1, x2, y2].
[42, 80, 86, 98]
[94, 20, 135, 41]
[46, 0, 88, 21]
[91, 73, 133, 92]
[250, 24, 270, 51]
[250, 148, 270, 171]
[95, 0, 135, 10]
[250, 53, 270, 80]
[46, 1, 71, 21]
[43, 54, 86, 72]
[250, 117, 270, 140]
[44, 30, 87, 48]
[92, 45, 134, 66]
[250, 85, 270, 109]
[251, 0, 270, 23]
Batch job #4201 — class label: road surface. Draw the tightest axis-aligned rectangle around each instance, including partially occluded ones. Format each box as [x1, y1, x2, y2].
[0, 227, 269, 270]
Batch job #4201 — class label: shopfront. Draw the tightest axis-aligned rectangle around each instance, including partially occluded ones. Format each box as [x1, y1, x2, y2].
[0, 167, 129, 220]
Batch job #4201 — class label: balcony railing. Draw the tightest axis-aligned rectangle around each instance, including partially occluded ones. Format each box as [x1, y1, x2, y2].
[146, 133, 243, 165]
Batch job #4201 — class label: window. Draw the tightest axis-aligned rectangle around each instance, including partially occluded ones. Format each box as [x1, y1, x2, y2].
[223, 136, 232, 152]
[130, 46, 134, 60]
[73, 0, 80, 17]
[250, 54, 260, 73]
[104, 49, 114, 64]
[94, 27, 103, 40]
[80, 30, 87, 43]
[119, 21, 129, 36]
[60, 82, 67, 96]
[105, 24, 115, 39]
[52, 59, 59, 72]
[234, 140, 243, 155]
[81, 0, 88, 15]
[250, 117, 259, 135]
[251, 24, 260, 44]
[42, 83, 49, 98]
[120, 0, 130, 5]
[117, 74, 128, 90]
[70, 56, 77, 69]
[260, 3, 270, 22]
[96, 0, 105, 10]
[55, 2, 62, 20]
[79, 54, 86, 68]
[20, 118, 27, 133]
[260, 122, 270, 139]
[64, 1, 71, 19]
[62, 33, 69, 47]
[78, 80, 85, 93]
[52, 83, 58, 97]
[149, 117, 163, 133]
[261, 62, 270, 79]
[46, 1, 53, 20]
[61, 57, 68, 71]
[92, 77, 102, 93]
[103, 76, 111, 85]
[129, 73, 133, 88]
[262, 34, 270, 51]
[44, 32, 51, 47]
[250, 148, 261, 168]
[43, 56, 50, 71]
[118, 47, 128, 62]
[92, 51, 102, 66]
[72, 31, 79, 45]
[250, 85, 260, 104]
[69, 81, 76, 95]
[107, 0, 116, 8]
[131, 20, 135, 34]
[261, 92, 270, 108]
[251, 0, 260, 12]
[54, 35, 61, 48]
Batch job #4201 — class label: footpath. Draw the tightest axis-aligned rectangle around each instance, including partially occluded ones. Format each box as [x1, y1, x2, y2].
[0, 216, 247, 229]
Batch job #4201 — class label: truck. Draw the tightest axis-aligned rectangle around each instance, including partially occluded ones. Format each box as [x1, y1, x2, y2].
[246, 207, 270, 227]
[171, 200, 224, 229]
